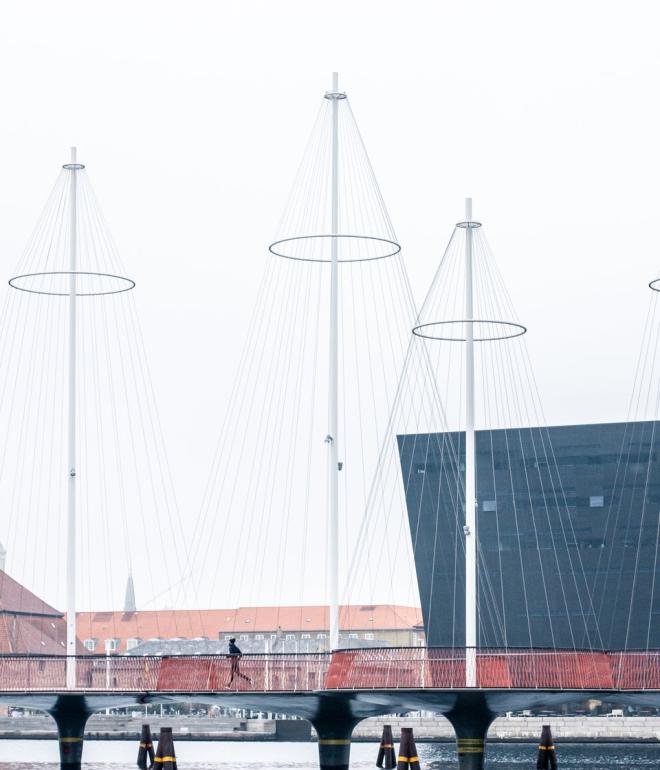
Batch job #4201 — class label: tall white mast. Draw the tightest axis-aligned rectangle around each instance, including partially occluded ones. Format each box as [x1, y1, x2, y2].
[328, 71, 340, 651]
[66, 147, 78, 689]
[269, 76, 397, 652]
[464, 197, 477, 686]
[7, 152, 135, 688]
[413, 200, 526, 681]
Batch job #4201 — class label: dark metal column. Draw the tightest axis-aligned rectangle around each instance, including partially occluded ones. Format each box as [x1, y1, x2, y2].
[310, 699, 361, 770]
[48, 696, 93, 770]
[445, 693, 496, 770]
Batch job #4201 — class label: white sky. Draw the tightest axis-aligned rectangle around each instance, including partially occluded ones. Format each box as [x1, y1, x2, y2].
[0, 0, 658, 610]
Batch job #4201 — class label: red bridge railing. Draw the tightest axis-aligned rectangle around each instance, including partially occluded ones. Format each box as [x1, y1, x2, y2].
[324, 648, 621, 690]
[0, 653, 330, 692]
[0, 649, 658, 692]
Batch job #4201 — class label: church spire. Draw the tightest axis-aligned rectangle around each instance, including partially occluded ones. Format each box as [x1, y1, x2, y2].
[124, 572, 136, 613]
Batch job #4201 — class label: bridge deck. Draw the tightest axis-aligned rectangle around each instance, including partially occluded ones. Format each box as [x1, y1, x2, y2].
[0, 648, 658, 693]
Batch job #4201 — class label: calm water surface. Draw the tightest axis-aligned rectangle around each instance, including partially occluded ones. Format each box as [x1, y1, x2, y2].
[0, 740, 657, 768]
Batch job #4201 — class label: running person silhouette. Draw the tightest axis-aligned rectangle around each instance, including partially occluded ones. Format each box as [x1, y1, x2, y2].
[227, 637, 251, 686]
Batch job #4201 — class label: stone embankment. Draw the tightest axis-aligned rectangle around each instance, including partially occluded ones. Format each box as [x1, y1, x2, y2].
[355, 716, 660, 742]
[0, 715, 287, 741]
[0, 714, 658, 742]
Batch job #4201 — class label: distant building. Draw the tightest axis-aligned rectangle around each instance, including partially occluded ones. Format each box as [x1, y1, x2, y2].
[398, 420, 660, 650]
[0, 568, 71, 654]
[76, 605, 424, 655]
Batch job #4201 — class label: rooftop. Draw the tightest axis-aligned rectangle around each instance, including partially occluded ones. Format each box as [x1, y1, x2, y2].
[77, 605, 423, 653]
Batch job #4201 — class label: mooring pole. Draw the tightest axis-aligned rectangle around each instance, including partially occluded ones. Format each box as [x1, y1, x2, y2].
[464, 197, 477, 687]
[66, 147, 78, 689]
[327, 71, 340, 652]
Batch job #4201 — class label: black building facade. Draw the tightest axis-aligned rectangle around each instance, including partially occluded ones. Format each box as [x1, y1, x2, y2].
[398, 420, 660, 650]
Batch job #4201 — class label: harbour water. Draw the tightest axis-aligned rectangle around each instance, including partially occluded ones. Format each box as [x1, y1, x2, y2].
[0, 740, 657, 768]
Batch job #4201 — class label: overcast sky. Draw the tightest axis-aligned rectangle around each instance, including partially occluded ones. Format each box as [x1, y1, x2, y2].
[0, 0, 658, 609]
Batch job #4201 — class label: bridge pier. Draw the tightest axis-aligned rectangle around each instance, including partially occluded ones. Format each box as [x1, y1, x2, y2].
[445, 693, 496, 770]
[311, 700, 361, 770]
[48, 696, 93, 769]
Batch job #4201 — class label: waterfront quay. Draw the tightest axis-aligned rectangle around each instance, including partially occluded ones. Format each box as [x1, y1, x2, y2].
[1, 714, 659, 743]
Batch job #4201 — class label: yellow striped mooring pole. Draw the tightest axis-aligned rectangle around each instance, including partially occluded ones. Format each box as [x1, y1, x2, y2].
[396, 727, 421, 769]
[137, 723, 155, 769]
[376, 724, 396, 768]
[154, 726, 177, 769]
[536, 724, 558, 770]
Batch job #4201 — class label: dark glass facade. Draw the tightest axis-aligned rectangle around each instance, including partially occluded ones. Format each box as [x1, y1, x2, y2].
[398, 420, 660, 650]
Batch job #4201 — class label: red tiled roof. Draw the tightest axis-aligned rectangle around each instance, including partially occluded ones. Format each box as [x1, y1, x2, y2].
[77, 605, 423, 652]
[0, 570, 87, 654]
[10, 616, 69, 655]
[0, 570, 61, 617]
[0, 613, 70, 654]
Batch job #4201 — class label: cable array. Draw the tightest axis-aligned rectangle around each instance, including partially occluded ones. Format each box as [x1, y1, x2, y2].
[347, 218, 603, 650]
[0, 164, 199, 650]
[591, 282, 660, 650]
[189, 88, 421, 644]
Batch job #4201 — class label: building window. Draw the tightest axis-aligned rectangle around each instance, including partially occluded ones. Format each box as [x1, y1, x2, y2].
[589, 495, 604, 508]
[83, 638, 97, 652]
[364, 633, 374, 640]
[126, 638, 141, 651]
[482, 500, 497, 512]
[285, 634, 295, 640]
[301, 633, 311, 639]
[571, 538, 606, 549]
[254, 634, 264, 640]
[316, 633, 327, 639]
[104, 638, 119, 652]
[348, 633, 358, 639]
[239, 634, 249, 641]
[270, 634, 277, 640]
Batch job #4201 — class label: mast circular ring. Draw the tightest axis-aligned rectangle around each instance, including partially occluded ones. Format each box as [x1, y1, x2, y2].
[324, 90, 347, 101]
[62, 163, 85, 171]
[456, 220, 482, 229]
[269, 234, 401, 263]
[412, 319, 527, 342]
[9, 271, 135, 296]
[649, 279, 660, 292]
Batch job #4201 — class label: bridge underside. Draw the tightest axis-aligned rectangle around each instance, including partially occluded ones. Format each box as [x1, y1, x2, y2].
[2, 686, 658, 716]
[2, 688, 659, 770]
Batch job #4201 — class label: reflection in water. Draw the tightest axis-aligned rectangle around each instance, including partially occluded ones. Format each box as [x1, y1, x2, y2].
[0, 740, 657, 768]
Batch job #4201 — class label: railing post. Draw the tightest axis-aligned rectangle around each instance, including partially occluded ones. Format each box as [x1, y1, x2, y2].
[421, 648, 426, 689]
[265, 646, 272, 691]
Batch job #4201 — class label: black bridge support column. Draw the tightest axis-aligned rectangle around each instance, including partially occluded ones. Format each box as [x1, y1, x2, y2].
[445, 694, 496, 770]
[48, 697, 93, 770]
[311, 699, 361, 770]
